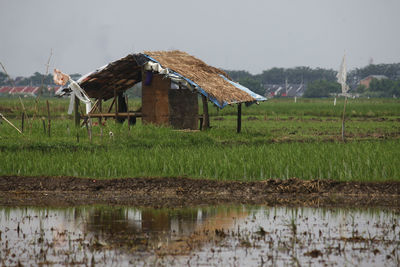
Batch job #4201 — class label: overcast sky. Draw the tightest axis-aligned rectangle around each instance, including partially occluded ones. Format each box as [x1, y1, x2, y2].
[1, 0, 399, 77]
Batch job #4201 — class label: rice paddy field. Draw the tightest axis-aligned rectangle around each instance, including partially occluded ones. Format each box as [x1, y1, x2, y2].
[1, 97, 400, 182]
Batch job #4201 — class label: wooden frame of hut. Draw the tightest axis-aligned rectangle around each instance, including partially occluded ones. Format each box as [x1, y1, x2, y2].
[58, 51, 266, 132]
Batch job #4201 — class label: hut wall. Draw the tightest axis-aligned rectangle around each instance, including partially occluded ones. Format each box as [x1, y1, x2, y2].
[168, 88, 198, 130]
[142, 72, 170, 125]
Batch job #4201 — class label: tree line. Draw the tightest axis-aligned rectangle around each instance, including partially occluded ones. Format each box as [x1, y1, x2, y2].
[1, 63, 400, 98]
[225, 63, 400, 97]
[0, 72, 81, 87]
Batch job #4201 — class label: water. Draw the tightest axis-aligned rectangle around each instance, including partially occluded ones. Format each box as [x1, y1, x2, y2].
[0, 205, 399, 266]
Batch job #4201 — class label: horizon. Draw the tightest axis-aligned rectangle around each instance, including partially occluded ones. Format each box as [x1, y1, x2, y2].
[3, 60, 399, 79]
[1, 0, 399, 77]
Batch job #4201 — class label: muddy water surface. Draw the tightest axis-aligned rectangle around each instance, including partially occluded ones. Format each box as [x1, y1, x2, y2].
[0, 205, 399, 266]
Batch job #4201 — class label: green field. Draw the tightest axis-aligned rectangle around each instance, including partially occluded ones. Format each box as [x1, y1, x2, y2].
[1, 97, 399, 181]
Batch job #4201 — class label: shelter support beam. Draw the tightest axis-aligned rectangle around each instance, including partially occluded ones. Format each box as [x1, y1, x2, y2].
[98, 98, 103, 138]
[114, 89, 118, 118]
[237, 103, 242, 133]
[201, 95, 210, 130]
[74, 96, 80, 127]
[86, 112, 142, 118]
[107, 98, 115, 113]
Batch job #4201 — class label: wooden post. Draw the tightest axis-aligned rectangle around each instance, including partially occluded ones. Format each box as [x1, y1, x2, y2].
[201, 95, 210, 130]
[199, 117, 203, 131]
[126, 95, 131, 131]
[87, 115, 92, 142]
[74, 96, 80, 143]
[237, 103, 242, 133]
[107, 98, 115, 113]
[341, 96, 348, 142]
[98, 98, 103, 139]
[85, 120, 92, 142]
[42, 118, 46, 135]
[21, 112, 25, 133]
[74, 96, 80, 127]
[114, 88, 118, 119]
[46, 100, 51, 137]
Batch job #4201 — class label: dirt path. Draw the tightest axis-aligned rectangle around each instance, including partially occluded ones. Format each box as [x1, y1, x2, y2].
[1, 175, 399, 208]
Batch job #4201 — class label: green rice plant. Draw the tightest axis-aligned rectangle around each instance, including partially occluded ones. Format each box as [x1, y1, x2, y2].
[1, 97, 400, 182]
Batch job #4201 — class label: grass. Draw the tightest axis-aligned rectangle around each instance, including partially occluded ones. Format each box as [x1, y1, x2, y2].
[1, 97, 400, 181]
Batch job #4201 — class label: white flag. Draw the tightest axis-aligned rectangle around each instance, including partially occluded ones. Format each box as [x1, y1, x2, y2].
[54, 69, 92, 114]
[336, 55, 349, 94]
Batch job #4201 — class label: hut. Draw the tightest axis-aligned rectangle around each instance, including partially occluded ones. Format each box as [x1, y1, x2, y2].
[57, 50, 266, 132]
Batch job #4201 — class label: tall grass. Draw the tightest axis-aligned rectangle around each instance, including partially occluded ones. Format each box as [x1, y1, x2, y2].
[1, 138, 399, 181]
[1, 120, 399, 181]
[212, 98, 400, 118]
[1, 97, 400, 181]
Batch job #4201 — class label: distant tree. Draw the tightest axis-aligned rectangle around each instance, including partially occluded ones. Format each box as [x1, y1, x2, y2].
[15, 72, 54, 86]
[367, 78, 400, 97]
[259, 67, 285, 84]
[237, 77, 263, 95]
[349, 63, 400, 83]
[0, 71, 9, 85]
[224, 70, 253, 81]
[303, 80, 340, 98]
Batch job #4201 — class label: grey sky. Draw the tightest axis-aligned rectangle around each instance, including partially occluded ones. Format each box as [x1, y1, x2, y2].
[1, 0, 399, 77]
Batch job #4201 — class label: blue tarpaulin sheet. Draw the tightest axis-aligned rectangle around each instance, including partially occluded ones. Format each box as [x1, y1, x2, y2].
[219, 75, 267, 103]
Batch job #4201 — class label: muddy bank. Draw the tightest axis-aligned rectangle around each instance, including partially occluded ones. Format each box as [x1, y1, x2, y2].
[0, 175, 399, 208]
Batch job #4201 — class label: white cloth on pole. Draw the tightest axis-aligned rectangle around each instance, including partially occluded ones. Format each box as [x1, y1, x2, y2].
[67, 79, 92, 114]
[144, 61, 169, 75]
[336, 55, 349, 94]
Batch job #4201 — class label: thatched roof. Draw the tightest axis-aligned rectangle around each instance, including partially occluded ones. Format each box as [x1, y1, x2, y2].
[59, 50, 266, 107]
[76, 54, 141, 100]
[144, 51, 258, 106]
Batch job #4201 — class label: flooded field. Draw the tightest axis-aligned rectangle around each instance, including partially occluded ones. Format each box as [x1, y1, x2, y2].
[0, 205, 399, 266]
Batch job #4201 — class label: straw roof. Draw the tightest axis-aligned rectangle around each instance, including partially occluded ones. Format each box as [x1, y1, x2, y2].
[78, 54, 141, 100]
[66, 50, 265, 106]
[144, 50, 256, 105]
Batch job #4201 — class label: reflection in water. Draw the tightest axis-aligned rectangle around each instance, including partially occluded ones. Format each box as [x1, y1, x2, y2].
[0, 205, 399, 266]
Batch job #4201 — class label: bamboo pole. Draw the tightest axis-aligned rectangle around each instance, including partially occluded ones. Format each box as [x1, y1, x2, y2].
[42, 118, 46, 135]
[0, 62, 31, 125]
[74, 96, 80, 143]
[74, 96, 80, 127]
[114, 88, 118, 118]
[39, 48, 53, 96]
[107, 98, 115, 113]
[99, 98, 103, 140]
[32, 49, 52, 125]
[21, 112, 25, 133]
[46, 100, 51, 137]
[0, 113, 22, 134]
[85, 119, 92, 142]
[341, 96, 348, 142]
[126, 95, 130, 131]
